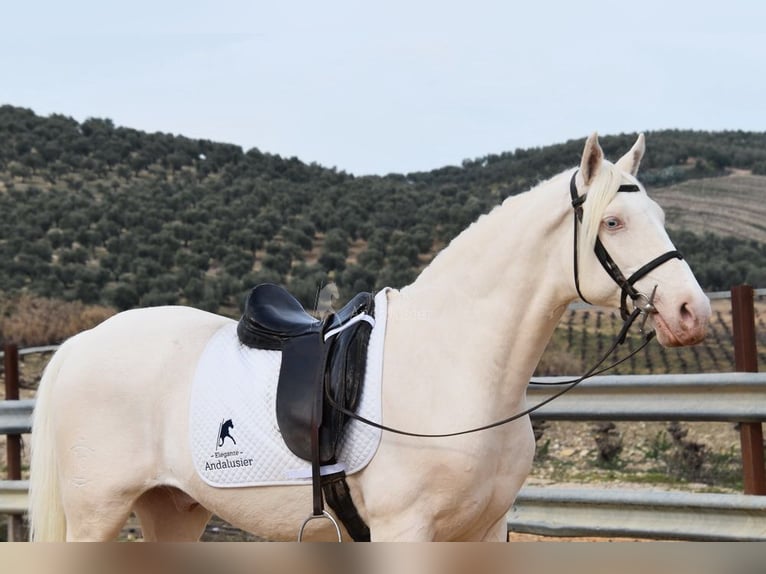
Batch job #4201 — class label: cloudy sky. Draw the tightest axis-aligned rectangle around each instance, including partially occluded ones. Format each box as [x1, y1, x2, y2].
[2, 0, 764, 175]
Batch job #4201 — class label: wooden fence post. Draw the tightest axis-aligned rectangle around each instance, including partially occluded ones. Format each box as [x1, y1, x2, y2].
[3, 343, 24, 541]
[731, 285, 766, 495]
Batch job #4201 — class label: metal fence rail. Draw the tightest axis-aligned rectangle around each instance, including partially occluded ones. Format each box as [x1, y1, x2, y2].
[2, 479, 765, 541]
[11, 373, 766, 436]
[0, 345, 58, 360]
[0, 480, 28, 515]
[528, 372, 766, 422]
[509, 487, 766, 541]
[0, 399, 34, 434]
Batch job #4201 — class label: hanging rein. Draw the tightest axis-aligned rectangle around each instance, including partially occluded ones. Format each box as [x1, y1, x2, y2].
[326, 170, 684, 437]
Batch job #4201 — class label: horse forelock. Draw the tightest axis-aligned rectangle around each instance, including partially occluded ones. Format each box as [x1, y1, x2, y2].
[578, 161, 626, 263]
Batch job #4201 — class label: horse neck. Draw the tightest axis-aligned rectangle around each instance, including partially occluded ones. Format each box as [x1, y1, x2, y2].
[390, 173, 575, 405]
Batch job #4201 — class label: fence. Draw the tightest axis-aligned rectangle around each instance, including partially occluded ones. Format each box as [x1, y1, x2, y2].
[1, 286, 765, 541]
[514, 371, 766, 539]
[2, 344, 58, 540]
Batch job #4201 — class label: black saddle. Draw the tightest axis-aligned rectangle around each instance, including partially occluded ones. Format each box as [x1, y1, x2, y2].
[237, 283, 375, 464]
[237, 283, 375, 541]
[238, 283, 372, 352]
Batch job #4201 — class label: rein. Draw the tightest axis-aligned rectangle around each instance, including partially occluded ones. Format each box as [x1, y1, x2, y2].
[325, 172, 683, 439]
[326, 310, 652, 439]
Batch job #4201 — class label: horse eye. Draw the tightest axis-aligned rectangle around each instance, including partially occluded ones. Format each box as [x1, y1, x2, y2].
[603, 217, 622, 230]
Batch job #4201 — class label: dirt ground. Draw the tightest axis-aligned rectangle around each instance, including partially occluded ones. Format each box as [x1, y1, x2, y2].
[527, 418, 742, 494]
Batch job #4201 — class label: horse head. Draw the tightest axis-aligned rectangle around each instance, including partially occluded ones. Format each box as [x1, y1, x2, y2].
[572, 133, 711, 347]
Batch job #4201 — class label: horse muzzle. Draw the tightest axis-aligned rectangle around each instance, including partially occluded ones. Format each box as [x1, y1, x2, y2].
[649, 294, 711, 347]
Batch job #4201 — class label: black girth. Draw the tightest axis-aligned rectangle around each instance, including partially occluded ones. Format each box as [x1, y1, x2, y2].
[569, 171, 683, 321]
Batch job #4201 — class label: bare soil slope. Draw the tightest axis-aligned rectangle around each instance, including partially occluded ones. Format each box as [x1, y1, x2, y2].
[651, 173, 766, 243]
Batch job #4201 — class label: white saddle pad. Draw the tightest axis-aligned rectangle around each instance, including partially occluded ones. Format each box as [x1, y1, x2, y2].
[189, 289, 388, 488]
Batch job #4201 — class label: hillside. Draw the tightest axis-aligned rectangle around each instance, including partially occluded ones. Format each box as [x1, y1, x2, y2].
[1, 104, 766, 333]
[652, 173, 766, 244]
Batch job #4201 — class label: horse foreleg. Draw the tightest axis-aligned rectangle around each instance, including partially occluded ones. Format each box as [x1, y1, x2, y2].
[133, 487, 212, 542]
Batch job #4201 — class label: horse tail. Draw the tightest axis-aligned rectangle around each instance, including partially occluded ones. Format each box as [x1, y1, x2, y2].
[28, 341, 72, 541]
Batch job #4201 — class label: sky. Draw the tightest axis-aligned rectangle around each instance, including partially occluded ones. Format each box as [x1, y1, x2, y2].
[2, 1, 765, 175]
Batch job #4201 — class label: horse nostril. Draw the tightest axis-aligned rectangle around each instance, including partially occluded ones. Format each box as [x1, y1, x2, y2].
[679, 302, 695, 327]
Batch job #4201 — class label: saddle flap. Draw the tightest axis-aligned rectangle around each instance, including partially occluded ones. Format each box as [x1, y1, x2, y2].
[275, 333, 330, 462]
[272, 290, 375, 465]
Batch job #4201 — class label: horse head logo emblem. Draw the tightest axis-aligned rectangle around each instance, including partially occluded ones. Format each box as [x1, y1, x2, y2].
[217, 418, 237, 447]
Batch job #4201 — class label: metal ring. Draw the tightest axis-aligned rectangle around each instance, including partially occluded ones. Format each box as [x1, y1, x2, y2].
[632, 285, 658, 335]
[633, 293, 654, 313]
[297, 510, 342, 542]
[632, 285, 658, 314]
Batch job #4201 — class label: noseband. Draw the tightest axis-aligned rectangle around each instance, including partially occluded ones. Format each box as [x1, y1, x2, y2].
[569, 171, 683, 322]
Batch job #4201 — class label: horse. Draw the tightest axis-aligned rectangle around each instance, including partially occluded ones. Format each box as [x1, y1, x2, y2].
[218, 419, 236, 447]
[28, 133, 710, 541]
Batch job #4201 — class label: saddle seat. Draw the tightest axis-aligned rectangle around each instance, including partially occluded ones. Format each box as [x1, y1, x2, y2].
[237, 283, 371, 351]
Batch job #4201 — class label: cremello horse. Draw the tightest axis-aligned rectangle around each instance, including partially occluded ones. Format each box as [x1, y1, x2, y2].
[29, 134, 710, 541]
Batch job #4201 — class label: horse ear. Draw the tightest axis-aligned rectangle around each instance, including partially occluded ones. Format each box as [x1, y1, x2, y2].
[615, 133, 646, 176]
[579, 132, 603, 186]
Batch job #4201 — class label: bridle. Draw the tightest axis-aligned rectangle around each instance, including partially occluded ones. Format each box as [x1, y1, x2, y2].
[569, 170, 683, 324]
[325, 171, 685, 437]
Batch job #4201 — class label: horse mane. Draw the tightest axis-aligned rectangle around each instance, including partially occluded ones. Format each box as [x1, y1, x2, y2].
[578, 161, 628, 264]
[408, 160, 632, 291]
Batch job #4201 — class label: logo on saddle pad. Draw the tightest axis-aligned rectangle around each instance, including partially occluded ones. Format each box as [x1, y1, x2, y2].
[217, 418, 237, 447]
[204, 418, 254, 473]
